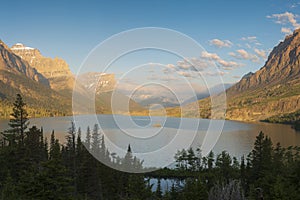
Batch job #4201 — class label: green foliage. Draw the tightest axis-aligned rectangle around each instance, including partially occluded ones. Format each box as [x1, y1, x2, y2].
[2, 94, 29, 145]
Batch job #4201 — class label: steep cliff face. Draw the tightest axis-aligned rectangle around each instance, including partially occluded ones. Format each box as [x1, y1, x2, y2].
[11, 43, 73, 90]
[0, 40, 49, 86]
[226, 29, 300, 121]
[0, 40, 72, 117]
[228, 29, 300, 94]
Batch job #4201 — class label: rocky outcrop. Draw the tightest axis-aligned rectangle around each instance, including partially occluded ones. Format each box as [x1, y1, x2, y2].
[11, 43, 73, 90]
[228, 29, 300, 95]
[225, 28, 300, 121]
[0, 40, 49, 86]
[0, 40, 73, 117]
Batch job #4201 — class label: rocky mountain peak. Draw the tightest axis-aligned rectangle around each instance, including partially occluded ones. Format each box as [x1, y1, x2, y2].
[11, 43, 72, 79]
[10, 43, 74, 90]
[228, 28, 300, 94]
[0, 41, 49, 86]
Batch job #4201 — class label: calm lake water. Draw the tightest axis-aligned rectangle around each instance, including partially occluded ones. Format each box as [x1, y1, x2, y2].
[0, 115, 299, 169]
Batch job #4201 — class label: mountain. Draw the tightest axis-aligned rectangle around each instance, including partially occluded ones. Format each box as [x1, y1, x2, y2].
[0, 40, 72, 118]
[0, 41, 145, 118]
[0, 40, 49, 86]
[77, 72, 145, 114]
[10, 43, 74, 91]
[225, 28, 300, 121]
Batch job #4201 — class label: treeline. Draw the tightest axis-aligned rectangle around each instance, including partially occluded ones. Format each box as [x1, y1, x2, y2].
[1, 94, 300, 199]
[263, 109, 300, 131]
[148, 132, 300, 199]
[0, 100, 67, 119]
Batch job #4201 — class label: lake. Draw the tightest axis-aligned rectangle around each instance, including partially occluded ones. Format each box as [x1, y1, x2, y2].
[0, 114, 299, 169]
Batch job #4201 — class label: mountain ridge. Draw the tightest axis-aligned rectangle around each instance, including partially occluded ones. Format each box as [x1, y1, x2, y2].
[225, 28, 300, 121]
[164, 28, 300, 122]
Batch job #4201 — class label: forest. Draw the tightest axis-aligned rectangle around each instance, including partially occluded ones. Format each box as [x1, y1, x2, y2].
[0, 94, 300, 199]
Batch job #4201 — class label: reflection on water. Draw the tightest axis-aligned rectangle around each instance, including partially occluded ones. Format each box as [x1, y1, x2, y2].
[0, 115, 299, 167]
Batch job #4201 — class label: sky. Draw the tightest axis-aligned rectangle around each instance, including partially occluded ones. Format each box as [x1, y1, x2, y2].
[1, 0, 300, 101]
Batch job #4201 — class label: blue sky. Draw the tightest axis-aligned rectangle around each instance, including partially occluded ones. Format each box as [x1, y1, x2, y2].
[1, 0, 300, 99]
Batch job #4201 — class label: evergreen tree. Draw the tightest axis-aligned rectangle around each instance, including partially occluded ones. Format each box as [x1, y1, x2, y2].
[123, 144, 133, 171]
[91, 124, 100, 156]
[85, 126, 91, 150]
[207, 151, 214, 170]
[24, 126, 44, 164]
[155, 178, 163, 199]
[3, 94, 29, 145]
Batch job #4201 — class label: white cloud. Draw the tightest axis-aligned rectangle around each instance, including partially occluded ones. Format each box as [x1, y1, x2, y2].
[177, 59, 191, 70]
[245, 43, 251, 49]
[232, 75, 241, 79]
[166, 64, 176, 69]
[254, 48, 267, 59]
[229, 49, 260, 62]
[281, 27, 292, 34]
[148, 74, 179, 82]
[267, 12, 300, 29]
[177, 71, 193, 77]
[241, 36, 257, 42]
[209, 39, 233, 48]
[240, 36, 263, 47]
[204, 71, 228, 77]
[201, 51, 221, 60]
[201, 51, 243, 68]
[218, 59, 242, 67]
[237, 49, 251, 59]
[176, 57, 211, 72]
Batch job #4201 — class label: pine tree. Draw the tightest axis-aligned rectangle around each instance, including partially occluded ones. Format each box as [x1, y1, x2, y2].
[123, 144, 133, 171]
[49, 131, 60, 160]
[24, 126, 44, 164]
[3, 94, 29, 145]
[155, 178, 163, 199]
[91, 124, 100, 156]
[85, 126, 91, 150]
[207, 151, 214, 170]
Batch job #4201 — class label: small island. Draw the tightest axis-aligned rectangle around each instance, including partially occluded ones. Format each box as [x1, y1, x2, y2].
[152, 123, 162, 128]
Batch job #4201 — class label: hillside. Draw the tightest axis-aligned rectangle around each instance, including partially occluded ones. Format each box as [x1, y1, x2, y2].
[0, 41, 72, 118]
[225, 29, 300, 121]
